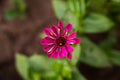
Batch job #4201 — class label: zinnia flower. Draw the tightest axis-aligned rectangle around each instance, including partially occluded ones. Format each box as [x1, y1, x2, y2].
[40, 22, 81, 60]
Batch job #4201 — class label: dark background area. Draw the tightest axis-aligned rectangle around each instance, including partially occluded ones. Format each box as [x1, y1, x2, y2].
[0, 0, 120, 80]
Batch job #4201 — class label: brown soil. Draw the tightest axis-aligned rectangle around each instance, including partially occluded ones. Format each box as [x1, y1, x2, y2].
[0, 0, 120, 80]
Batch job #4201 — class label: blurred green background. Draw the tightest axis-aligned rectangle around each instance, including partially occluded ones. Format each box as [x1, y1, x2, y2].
[0, 0, 120, 80]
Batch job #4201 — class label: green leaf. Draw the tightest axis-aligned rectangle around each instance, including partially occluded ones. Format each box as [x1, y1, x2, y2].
[63, 11, 79, 31]
[57, 75, 63, 80]
[52, 0, 67, 19]
[39, 32, 46, 39]
[28, 68, 41, 80]
[4, 9, 17, 20]
[42, 71, 57, 80]
[108, 50, 120, 65]
[52, 60, 63, 73]
[71, 45, 81, 66]
[83, 13, 114, 33]
[28, 55, 54, 72]
[77, 0, 86, 17]
[80, 38, 111, 67]
[15, 53, 29, 80]
[67, 0, 75, 12]
[100, 30, 117, 50]
[72, 68, 86, 80]
[13, 0, 26, 12]
[61, 60, 72, 79]
[112, 0, 120, 3]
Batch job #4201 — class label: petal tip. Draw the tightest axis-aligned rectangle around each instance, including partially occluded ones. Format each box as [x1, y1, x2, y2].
[66, 24, 73, 32]
[58, 21, 64, 27]
[67, 53, 72, 60]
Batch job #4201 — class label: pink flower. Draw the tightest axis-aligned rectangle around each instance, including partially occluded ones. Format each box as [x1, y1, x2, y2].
[40, 22, 81, 60]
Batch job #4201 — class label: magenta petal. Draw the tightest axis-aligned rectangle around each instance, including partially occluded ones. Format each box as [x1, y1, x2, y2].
[66, 45, 74, 52]
[68, 32, 76, 39]
[51, 25, 59, 36]
[58, 22, 64, 28]
[67, 38, 81, 44]
[48, 53, 53, 58]
[40, 39, 50, 45]
[58, 22, 64, 36]
[44, 28, 51, 35]
[53, 48, 60, 59]
[67, 53, 72, 60]
[73, 38, 81, 44]
[65, 24, 72, 32]
[48, 51, 54, 58]
[40, 37, 54, 45]
[60, 47, 67, 58]
[43, 44, 54, 52]
[44, 28, 55, 37]
[47, 46, 57, 58]
[53, 53, 59, 59]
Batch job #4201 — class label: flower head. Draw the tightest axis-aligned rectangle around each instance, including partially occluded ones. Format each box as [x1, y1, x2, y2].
[40, 22, 81, 60]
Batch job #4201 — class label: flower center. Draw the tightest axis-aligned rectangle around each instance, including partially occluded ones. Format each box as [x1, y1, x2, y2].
[56, 37, 66, 47]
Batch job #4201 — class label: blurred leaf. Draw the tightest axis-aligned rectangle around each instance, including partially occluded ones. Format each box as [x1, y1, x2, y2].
[108, 50, 120, 65]
[16, 0, 26, 12]
[52, 0, 67, 19]
[71, 45, 81, 66]
[112, 0, 120, 3]
[16, 53, 29, 80]
[28, 55, 54, 72]
[83, 13, 114, 33]
[80, 38, 111, 67]
[100, 30, 117, 50]
[12, 0, 26, 12]
[4, 9, 17, 20]
[69, 0, 86, 17]
[28, 68, 41, 80]
[62, 60, 72, 79]
[42, 71, 57, 80]
[63, 11, 79, 31]
[72, 68, 86, 80]
[4, 9, 26, 20]
[57, 75, 63, 80]
[39, 32, 46, 39]
[52, 60, 63, 73]
[67, 0, 75, 12]
[4, 0, 26, 20]
[78, 0, 86, 17]
[87, 0, 108, 14]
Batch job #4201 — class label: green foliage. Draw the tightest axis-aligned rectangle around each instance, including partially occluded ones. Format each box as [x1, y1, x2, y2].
[63, 11, 79, 30]
[16, 53, 30, 80]
[52, 0, 114, 33]
[28, 55, 53, 72]
[4, 9, 17, 21]
[28, 69, 41, 80]
[4, 0, 26, 20]
[80, 38, 111, 67]
[52, 0, 67, 19]
[80, 38, 120, 67]
[52, 0, 120, 68]
[83, 13, 114, 33]
[72, 68, 86, 80]
[108, 50, 120, 66]
[100, 30, 117, 50]
[52, 0, 86, 31]
[112, 0, 120, 3]
[76, 0, 86, 17]
[71, 45, 81, 66]
[16, 50, 86, 80]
